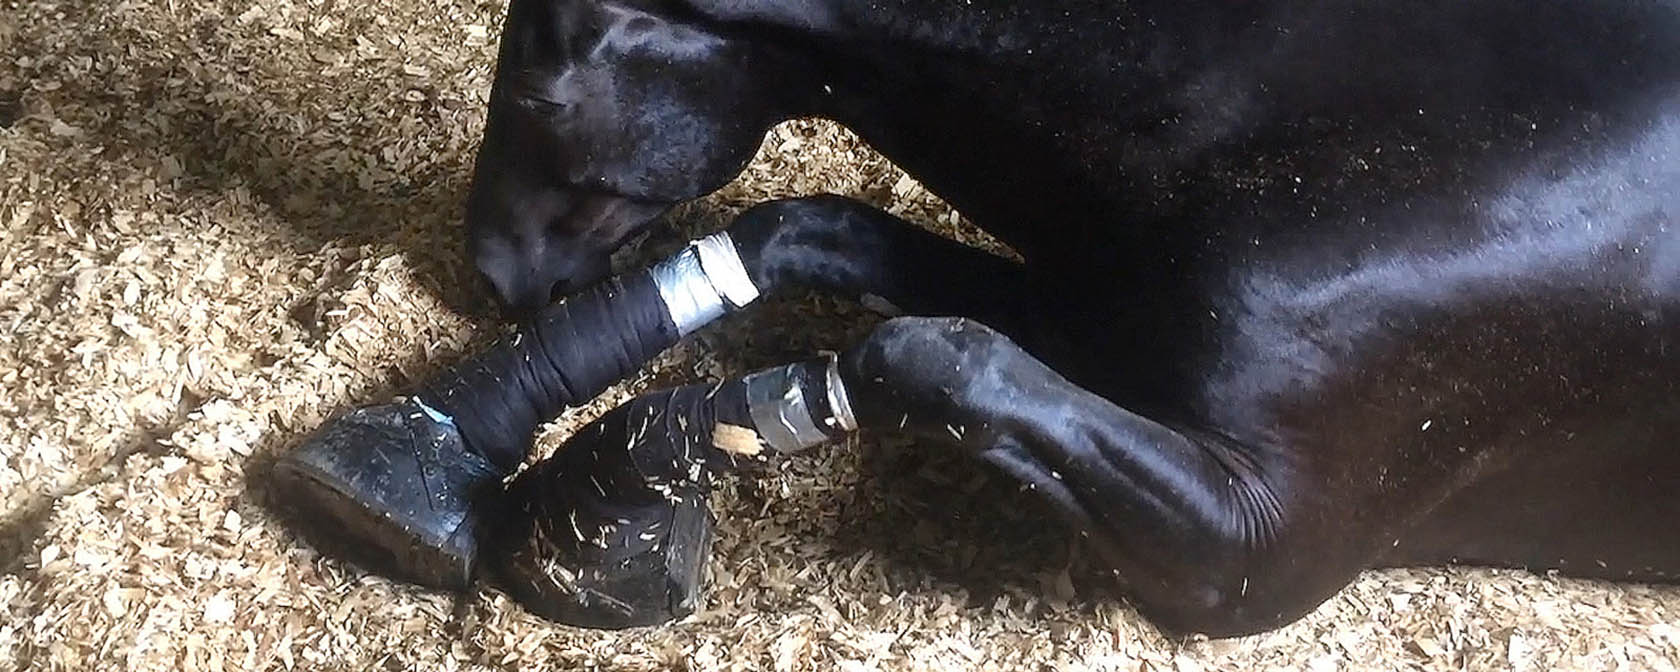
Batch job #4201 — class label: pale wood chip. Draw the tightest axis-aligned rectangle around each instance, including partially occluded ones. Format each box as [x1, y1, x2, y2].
[712, 422, 765, 457]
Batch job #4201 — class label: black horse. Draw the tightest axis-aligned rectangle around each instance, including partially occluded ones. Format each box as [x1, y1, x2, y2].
[276, 0, 1680, 638]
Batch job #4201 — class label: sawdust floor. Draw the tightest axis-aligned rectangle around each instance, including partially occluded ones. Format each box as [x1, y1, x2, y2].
[2, 1, 1677, 670]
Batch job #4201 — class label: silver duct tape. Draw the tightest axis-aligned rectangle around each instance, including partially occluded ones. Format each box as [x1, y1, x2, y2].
[693, 231, 759, 308]
[650, 232, 760, 336]
[823, 353, 857, 432]
[744, 364, 831, 452]
[650, 246, 727, 336]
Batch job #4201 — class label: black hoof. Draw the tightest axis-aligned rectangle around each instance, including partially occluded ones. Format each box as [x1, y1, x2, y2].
[490, 475, 713, 629]
[488, 392, 724, 629]
[271, 398, 507, 590]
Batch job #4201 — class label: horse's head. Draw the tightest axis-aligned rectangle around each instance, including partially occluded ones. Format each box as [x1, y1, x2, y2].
[467, 0, 791, 315]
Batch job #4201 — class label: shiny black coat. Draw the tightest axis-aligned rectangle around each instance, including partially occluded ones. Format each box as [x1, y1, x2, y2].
[463, 0, 1680, 635]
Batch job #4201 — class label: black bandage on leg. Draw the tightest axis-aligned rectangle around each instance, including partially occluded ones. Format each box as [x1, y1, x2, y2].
[272, 232, 762, 593]
[490, 356, 857, 628]
[418, 272, 681, 470]
[419, 231, 761, 469]
[490, 384, 742, 628]
[272, 273, 682, 591]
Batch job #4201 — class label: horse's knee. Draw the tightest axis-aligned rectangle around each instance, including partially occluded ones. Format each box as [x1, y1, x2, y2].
[839, 316, 1031, 427]
[845, 316, 1006, 380]
[727, 195, 894, 291]
[730, 194, 874, 252]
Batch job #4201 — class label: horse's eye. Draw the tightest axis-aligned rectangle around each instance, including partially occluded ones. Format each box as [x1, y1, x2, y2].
[516, 96, 569, 117]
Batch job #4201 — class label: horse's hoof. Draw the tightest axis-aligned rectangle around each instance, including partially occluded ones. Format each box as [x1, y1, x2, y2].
[487, 399, 717, 629]
[489, 462, 714, 629]
[270, 398, 506, 591]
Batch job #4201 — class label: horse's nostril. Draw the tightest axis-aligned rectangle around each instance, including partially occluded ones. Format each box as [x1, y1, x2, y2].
[482, 278, 546, 321]
[548, 280, 569, 305]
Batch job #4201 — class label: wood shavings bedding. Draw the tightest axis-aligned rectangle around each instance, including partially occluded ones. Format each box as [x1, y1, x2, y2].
[1, 1, 1676, 670]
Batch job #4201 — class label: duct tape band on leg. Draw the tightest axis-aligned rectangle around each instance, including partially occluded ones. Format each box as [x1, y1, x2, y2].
[744, 354, 855, 453]
[650, 231, 760, 336]
[823, 353, 857, 432]
[745, 364, 827, 452]
[693, 233, 759, 308]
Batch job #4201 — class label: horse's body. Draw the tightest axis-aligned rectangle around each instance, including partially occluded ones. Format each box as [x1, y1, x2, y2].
[459, 0, 1680, 635]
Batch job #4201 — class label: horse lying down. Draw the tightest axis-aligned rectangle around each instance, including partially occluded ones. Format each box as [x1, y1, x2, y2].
[275, 197, 1678, 639]
[277, 0, 1680, 639]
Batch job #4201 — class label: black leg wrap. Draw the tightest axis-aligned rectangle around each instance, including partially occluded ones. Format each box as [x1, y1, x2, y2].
[271, 273, 680, 591]
[420, 273, 680, 470]
[488, 384, 748, 628]
[490, 356, 853, 628]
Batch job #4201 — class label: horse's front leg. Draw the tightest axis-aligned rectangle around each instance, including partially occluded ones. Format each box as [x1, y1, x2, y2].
[492, 316, 1364, 636]
[270, 196, 1048, 591]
